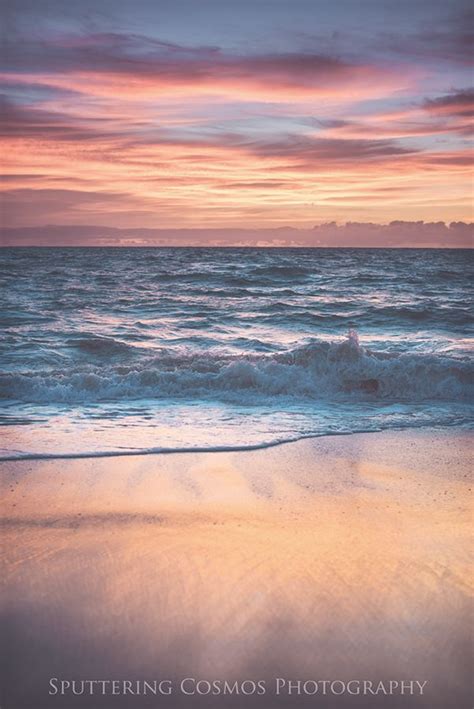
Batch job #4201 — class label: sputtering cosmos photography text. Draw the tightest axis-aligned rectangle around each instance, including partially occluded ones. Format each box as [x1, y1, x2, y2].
[48, 677, 428, 697]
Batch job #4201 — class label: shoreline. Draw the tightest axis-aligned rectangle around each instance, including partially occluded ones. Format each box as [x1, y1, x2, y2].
[0, 422, 471, 463]
[1, 427, 472, 708]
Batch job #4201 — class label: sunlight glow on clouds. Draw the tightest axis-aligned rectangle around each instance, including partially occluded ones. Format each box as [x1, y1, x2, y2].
[1, 0, 472, 241]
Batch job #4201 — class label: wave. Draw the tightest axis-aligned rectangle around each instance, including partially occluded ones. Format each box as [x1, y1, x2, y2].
[1, 332, 472, 405]
[0, 419, 470, 462]
[66, 335, 136, 356]
[365, 305, 473, 326]
[251, 265, 311, 278]
[0, 433, 315, 461]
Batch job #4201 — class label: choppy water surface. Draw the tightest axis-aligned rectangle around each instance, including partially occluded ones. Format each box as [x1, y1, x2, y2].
[0, 247, 472, 458]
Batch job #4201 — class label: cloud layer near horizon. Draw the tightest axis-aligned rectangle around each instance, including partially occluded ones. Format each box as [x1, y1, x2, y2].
[1, 0, 473, 241]
[2, 222, 472, 248]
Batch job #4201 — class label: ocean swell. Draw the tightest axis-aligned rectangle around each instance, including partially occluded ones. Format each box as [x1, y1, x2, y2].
[1, 334, 471, 406]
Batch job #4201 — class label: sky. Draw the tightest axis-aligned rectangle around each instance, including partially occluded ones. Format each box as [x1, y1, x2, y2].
[1, 0, 473, 243]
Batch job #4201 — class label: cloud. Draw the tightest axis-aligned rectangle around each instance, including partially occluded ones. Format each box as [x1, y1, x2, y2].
[0, 93, 420, 171]
[311, 89, 474, 141]
[0, 78, 82, 100]
[0, 188, 150, 226]
[241, 134, 416, 166]
[421, 152, 473, 167]
[0, 96, 118, 141]
[372, 7, 474, 67]
[1, 222, 472, 248]
[1, 30, 407, 101]
[423, 89, 474, 118]
[0, 16, 471, 230]
[0, 173, 45, 181]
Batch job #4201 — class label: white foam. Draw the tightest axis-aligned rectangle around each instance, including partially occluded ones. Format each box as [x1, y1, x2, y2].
[1, 333, 471, 405]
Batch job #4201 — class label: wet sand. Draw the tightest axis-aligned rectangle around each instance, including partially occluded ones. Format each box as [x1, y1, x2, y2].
[1, 429, 472, 708]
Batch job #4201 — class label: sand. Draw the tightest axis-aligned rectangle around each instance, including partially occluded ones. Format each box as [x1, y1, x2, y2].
[1, 429, 472, 708]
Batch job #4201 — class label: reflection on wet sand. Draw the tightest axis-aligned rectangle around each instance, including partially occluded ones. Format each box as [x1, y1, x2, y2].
[1, 430, 472, 708]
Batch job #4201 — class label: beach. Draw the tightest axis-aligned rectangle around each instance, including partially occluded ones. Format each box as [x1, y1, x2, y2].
[1, 428, 472, 708]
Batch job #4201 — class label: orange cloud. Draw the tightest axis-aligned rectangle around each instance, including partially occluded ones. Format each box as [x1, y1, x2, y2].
[1, 32, 472, 230]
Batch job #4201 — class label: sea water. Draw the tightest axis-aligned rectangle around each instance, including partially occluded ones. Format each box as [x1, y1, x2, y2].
[1, 247, 472, 459]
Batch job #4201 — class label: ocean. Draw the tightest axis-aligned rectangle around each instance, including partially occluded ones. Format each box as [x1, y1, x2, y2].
[1, 247, 472, 459]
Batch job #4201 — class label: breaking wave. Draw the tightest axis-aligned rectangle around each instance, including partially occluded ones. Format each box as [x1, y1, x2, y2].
[2, 332, 472, 406]
[2, 248, 472, 459]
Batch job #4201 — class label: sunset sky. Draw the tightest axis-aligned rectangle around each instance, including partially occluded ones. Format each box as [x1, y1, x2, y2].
[1, 0, 473, 239]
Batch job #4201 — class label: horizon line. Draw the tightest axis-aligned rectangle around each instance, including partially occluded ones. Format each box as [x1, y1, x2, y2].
[2, 221, 472, 248]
